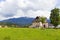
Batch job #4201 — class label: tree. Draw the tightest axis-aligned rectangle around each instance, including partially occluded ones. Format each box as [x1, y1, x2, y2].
[50, 8, 60, 27]
[40, 17, 47, 23]
[34, 16, 47, 23]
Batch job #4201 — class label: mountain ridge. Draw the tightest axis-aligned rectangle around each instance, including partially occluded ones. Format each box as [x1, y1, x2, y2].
[0, 17, 50, 26]
[0, 17, 35, 26]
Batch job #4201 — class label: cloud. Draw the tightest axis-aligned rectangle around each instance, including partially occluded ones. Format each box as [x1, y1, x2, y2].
[18, 0, 57, 10]
[55, 0, 60, 8]
[13, 9, 25, 18]
[0, 0, 17, 17]
[26, 10, 50, 18]
[0, 0, 5, 2]
[0, 0, 57, 20]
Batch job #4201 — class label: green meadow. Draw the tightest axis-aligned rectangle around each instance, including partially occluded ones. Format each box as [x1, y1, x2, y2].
[0, 28, 60, 40]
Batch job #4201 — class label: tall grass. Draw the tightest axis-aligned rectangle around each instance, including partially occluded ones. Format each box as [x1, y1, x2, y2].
[0, 28, 60, 40]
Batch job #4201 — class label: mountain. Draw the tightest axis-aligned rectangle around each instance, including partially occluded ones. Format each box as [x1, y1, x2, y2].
[47, 19, 51, 23]
[0, 17, 50, 26]
[0, 17, 35, 26]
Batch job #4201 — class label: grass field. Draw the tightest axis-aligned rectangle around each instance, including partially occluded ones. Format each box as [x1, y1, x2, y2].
[0, 28, 60, 40]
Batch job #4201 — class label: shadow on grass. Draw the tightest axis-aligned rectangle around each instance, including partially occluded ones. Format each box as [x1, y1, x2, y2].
[3, 36, 11, 40]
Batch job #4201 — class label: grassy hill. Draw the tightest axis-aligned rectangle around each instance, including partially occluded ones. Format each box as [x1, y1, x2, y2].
[0, 28, 60, 40]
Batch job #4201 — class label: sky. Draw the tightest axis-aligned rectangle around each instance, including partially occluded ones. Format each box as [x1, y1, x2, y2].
[0, 0, 60, 20]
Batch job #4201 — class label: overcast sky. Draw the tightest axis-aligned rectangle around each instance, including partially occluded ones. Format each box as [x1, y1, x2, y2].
[0, 0, 60, 20]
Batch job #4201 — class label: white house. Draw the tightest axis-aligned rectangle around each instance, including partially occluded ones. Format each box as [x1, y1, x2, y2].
[56, 25, 60, 28]
[29, 16, 49, 28]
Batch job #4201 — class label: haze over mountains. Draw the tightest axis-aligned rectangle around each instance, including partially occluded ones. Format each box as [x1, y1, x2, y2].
[0, 17, 50, 26]
[0, 17, 34, 26]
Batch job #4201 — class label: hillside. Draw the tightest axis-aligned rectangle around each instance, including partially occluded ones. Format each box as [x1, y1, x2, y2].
[0, 17, 50, 26]
[0, 17, 34, 26]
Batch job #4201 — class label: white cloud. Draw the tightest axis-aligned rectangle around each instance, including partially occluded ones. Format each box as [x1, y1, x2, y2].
[13, 10, 25, 18]
[0, 0, 57, 20]
[57, 6, 60, 9]
[18, 0, 57, 10]
[26, 10, 50, 18]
